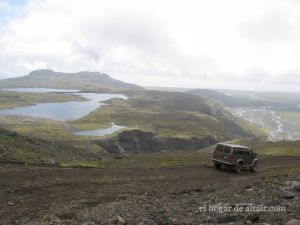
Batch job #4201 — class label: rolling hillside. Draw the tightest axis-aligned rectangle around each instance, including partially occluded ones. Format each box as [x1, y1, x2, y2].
[0, 72, 265, 162]
[188, 89, 295, 107]
[0, 127, 103, 164]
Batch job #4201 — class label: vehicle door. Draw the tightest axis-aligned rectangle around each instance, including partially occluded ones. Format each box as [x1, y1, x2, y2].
[242, 148, 252, 165]
[220, 145, 232, 163]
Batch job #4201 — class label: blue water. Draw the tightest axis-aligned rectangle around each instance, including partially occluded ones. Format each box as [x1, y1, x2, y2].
[73, 124, 126, 137]
[0, 88, 127, 121]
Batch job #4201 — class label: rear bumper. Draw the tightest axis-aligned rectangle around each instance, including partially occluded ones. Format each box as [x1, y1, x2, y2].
[211, 158, 235, 166]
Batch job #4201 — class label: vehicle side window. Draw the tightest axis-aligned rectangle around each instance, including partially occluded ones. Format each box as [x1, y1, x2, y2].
[244, 149, 250, 155]
[216, 144, 224, 152]
[223, 146, 231, 154]
[234, 148, 243, 155]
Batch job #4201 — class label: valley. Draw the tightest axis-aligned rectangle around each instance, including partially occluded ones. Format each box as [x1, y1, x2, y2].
[0, 70, 299, 225]
[189, 88, 300, 141]
[1, 1, 300, 224]
[0, 70, 259, 164]
[231, 106, 300, 141]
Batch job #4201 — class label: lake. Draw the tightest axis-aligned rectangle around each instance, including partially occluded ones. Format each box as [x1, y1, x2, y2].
[0, 88, 127, 121]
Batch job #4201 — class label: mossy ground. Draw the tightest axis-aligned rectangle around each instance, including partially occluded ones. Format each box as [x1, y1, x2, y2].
[253, 140, 300, 156]
[60, 150, 212, 169]
[0, 90, 298, 167]
[0, 91, 85, 109]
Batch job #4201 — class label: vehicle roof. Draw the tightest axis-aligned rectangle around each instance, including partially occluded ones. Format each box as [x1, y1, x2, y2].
[217, 143, 250, 149]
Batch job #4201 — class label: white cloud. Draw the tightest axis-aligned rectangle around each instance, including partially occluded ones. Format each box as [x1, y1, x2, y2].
[0, 0, 300, 91]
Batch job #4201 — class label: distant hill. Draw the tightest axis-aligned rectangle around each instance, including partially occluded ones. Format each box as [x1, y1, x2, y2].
[188, 89, 294, 107]
[0, 69, 143, 92]
[144, 86, 193, 92]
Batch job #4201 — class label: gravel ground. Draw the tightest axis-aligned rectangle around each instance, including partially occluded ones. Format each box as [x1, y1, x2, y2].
[0, 156, 299, 225]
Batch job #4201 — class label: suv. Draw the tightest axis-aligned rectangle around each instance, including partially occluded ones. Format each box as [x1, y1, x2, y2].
[211, 143, 258, 173]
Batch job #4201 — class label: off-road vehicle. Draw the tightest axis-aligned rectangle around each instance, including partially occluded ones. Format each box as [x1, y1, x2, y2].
[211, 143, 258, 173]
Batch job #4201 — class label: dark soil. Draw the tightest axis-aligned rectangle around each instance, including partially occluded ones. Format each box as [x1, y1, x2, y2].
[0, 156, 299, 225]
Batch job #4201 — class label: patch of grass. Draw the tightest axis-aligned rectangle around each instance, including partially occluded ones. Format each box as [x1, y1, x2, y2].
[72, 91, 252, 141]
[253, 140, 300, 156]
[290, 164, 300, 173]
[60, 157, 137, 168]
[60, 151, 211, 169]
[260, 147, 300, 156]
[60, 160, 108, 168]
[279, 111, 300, 127]
[229, 110, 268, 139]
[0, 115, 76, 140]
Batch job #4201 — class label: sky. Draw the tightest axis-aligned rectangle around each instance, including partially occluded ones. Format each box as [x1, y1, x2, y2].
[0, 0, 300, 91]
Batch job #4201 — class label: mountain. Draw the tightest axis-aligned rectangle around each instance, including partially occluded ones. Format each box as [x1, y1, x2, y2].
[0, 69, 143, 92]
[188, 89, 294, 107]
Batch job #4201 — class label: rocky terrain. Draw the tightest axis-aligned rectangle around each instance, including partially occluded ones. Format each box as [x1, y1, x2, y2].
[0, 156, 299, 225]
[97, 129, 217, 155]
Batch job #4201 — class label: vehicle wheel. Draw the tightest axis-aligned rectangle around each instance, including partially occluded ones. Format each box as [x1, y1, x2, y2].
[235, 162, 242, 173]
[250, 162, 257, 173]
[214, 163, 221, 170]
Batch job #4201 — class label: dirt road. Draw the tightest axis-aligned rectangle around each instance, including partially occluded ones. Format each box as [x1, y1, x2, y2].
[0, 155, 299, 225]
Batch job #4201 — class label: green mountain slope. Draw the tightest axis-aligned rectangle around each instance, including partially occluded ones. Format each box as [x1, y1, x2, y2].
[0, 69, 143, 92]
[188, 89, 294, 107]
[72, 91, 251, 155]
[0, 127, 102, 164]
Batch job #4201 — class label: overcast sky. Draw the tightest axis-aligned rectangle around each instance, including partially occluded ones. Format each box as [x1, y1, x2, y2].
[0, 0, 300, 91]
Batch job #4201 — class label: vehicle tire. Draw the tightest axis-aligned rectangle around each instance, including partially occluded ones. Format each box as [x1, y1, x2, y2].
[214, 163, 221, 170]
[235, 162, 242, 173]
[250, 162, 257, 173]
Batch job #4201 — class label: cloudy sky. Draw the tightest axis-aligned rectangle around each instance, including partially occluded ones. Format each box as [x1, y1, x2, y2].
[0, 0, 300, 91]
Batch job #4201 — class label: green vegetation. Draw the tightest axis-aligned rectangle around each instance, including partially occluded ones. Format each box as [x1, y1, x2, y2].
[0, 89, 258, 165]
[218, 89, 300, 106]
[60, 150, 211, 168]
[73, 90, 253, 140]
[0, 91, 84, 109]
[47, 138, 300, 168]
[222, 138, 300, 157]
[279, 111, 300, 127]
[252, 91, 300, 105]
[0, 126, 104, 164]
[228, 111, 268, 139]
[290, 164, 300, 173]
[0, 70, 299, 167]
[253, 140, 300, 156]
[188, 89, 295, 107]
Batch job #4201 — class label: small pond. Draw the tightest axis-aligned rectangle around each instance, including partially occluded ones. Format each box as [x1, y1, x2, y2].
[73, 124, 126, 137]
